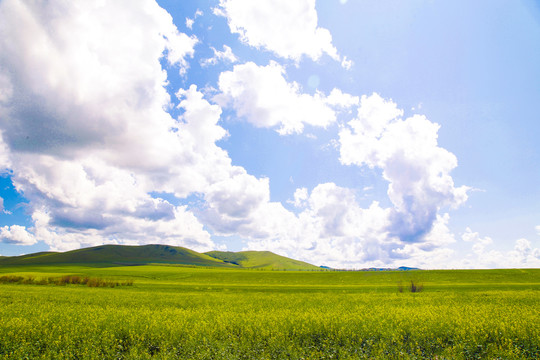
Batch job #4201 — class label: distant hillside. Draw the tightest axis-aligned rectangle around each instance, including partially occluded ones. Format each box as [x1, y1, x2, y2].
[0, 245, 320, 270]
[0, 245, 234, 268]
[205, 250, 320, 270]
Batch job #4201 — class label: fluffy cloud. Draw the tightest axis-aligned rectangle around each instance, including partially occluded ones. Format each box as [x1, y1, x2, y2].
[339, 93, 469, 243]
[460, 228, 540, 268]
[185, 10, 203, 30]
[0, 225, 36, 245]
[0, 131, 11, 171]
[202, 169, 270, 233]
[0, 0, 525, 270]
[10, 152, 217, 251]
[0, 0, 196, 158]
[325, 88, 360, 109]
[462, 227, 493, 254]
[215, 61, 354, 134]
[201, 45, 238, 67]
[240, 183, 399, 268]
[202, 183, 338, 264]
[291, 188, 309, 208]
[0, 0, 223, 251]
[387, 213, 457, 269]
[215, 0, 340, 63]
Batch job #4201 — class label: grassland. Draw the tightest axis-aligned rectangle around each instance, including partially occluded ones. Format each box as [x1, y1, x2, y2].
[0, 244, 321, 270]
[0, 264, 539, 359]
[205, 250, 320, 270]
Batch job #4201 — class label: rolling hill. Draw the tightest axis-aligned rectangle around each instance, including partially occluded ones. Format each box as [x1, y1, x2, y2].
[0, 244, 321, 270]
[0, 245, 234, 267]
[205, 250, 320, 270]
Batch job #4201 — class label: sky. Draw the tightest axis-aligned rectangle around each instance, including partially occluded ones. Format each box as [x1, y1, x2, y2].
[0, 0, 539, 269]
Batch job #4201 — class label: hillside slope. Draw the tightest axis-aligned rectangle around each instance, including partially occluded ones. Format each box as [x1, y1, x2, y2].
[205, 250, 320, 270]
[0, 245, 321, 270]
[0, 244, 235, 267]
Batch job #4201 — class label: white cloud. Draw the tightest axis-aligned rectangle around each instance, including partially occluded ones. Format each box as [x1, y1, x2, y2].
[0, 0, 223, 252]
[215, 61, 355, 135]
[462, 227, 493, 254]
[341, 56, 353, 70]
[0, 0, 305, 257]
[459, 229, 540, 268]
[11, 154, 216, 252]
[202, 179, 460, 269]
[216, 0, 341, 64]
[339, 93, 469, 243]
[325, 88, 360, 109]
[0, 225, 36, 245]
[185, 10, 202, 30]
[0, 0, 527, 271]
[201, 45, 238, 67]
[164, 32, 198, 76]
[387, 213, 457, 269]
[0, 131, 11, 171]
[243, 183, 397, 268]
[203, 169, 270, 231]
[509, 238, 540, 266]
[291, 187, 308, 208]
[0, 0, 197, 157]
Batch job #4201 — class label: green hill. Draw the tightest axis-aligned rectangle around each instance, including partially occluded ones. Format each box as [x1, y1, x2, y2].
[0, 245, 234, 268]
[0, 245, 320, 270]
[205, 250, 320, 270]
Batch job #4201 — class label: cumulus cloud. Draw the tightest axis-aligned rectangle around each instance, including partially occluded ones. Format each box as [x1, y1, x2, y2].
[291, 188, 309, 208]
[215, 61, 355, 134]
[325, 88, 360, 109]
[0, 131, 11, 171]
[203, 169, 270, 232]
[0, 225, 36, 245]
[0, 0, 522, 271]
[201, 45, 238, 67]
[0, 0, 225, 252]
[460, 228, 540, 268]
[186, 10, 203, 30]
[237, 183, 399, 269]
[462, 227, 493, 254]
[0, 0, 197, 157]
[507, 238, 540, 267]
[0, 0, 307, 254]
[339, 93, 469, 243]
[201, 183, 330, 264]
[215, 0, 341, 63]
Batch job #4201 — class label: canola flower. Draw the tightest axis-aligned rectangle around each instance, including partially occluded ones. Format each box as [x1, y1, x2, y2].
[0, 267, 538, 359]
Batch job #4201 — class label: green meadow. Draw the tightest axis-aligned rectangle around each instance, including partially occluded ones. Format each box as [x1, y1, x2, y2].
[0, 265, 539, 359]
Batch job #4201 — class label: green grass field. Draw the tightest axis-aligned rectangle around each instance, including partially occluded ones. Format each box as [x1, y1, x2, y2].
[0, 265, 539, 359]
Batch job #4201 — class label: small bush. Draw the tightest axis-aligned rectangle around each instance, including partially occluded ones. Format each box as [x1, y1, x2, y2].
[397, 280, 424, 293]
[0, 275, 25, 284]
[0, 275, 133, 288]
[409, 280, 423, 293]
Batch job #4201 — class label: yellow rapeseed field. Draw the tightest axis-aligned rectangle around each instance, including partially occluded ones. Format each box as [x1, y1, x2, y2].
[0, 266, 538, 359]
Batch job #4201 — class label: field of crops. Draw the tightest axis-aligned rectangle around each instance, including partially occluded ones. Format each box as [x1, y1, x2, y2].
[0, 265, 539, 359]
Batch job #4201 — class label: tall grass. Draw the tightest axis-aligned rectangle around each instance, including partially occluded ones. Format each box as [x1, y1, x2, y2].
[397, 280, 423, 293]
[0, 274, 133, 287]
[0, 267, 538, 359]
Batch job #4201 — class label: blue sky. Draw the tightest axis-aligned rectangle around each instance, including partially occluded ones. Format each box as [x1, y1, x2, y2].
[0, 0, 539, 268]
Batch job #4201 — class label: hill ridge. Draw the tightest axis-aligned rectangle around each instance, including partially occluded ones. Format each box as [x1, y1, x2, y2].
[204, 250, 319, 270]
[0, 244, 320, 270]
